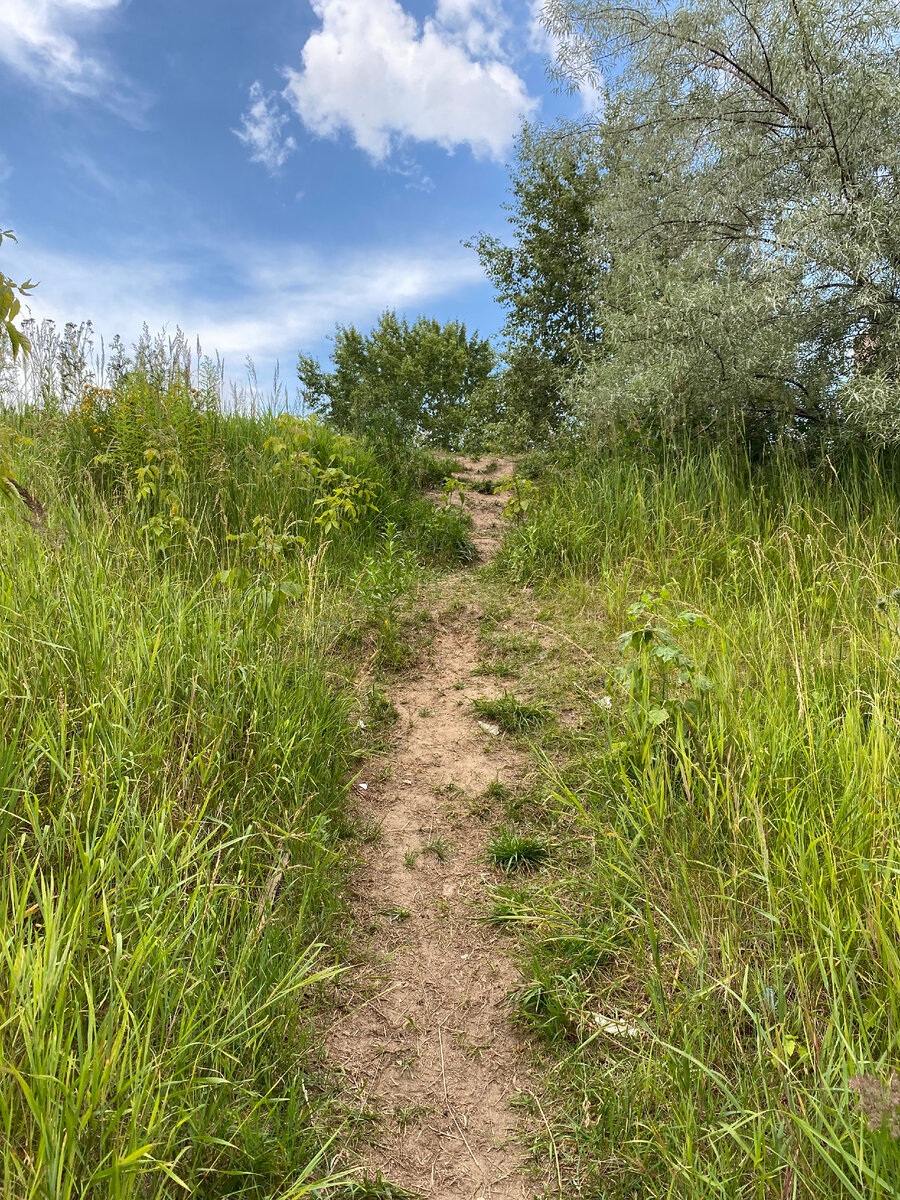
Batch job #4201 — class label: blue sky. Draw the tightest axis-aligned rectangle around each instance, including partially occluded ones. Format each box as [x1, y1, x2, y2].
[0, 0, 584, 387]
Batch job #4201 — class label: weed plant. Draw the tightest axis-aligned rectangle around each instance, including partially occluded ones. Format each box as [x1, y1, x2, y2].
[494, 442, 900, 1197]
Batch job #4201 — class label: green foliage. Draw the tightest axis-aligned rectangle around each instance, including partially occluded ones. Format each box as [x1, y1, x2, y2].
[0, 332, 473, 1197]
[337, 1178, 418, 1199]
[355, 522, 418, 667]
[263, 415, 380, 534]
[0, 521, 352, 1197]
[48, 348, 474, 579]
[0, 425, 33, 512]
[440, 475, 470, 507]
[472, 693, 550, 733]
[0, 229, 36, 359]
[422, 836, 452, 863]
[218, 514, 310, 625]
[524, 0, 900, 444]
[496, 474, 538, 523]
[468, 124, 602, 440]
[486, 827, 549, 874]
[400, 499, 476, 568]
[297, 310, 497, 449]
[615, 587, 713, 747]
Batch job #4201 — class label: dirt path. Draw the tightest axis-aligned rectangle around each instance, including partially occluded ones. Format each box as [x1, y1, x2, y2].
[327, 458, 537, 1199]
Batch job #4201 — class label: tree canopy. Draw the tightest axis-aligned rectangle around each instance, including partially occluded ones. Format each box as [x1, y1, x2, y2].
[506, 0, 900, 444]
[469, 124, 603, 438]
[298, 311, 497, 450]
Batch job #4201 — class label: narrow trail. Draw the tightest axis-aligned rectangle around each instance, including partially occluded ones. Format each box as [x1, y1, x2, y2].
[328, 458, 536, 1199]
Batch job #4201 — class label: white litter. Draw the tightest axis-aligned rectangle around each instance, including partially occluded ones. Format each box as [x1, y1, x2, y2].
[477, 720, 501, 736]
[357, 782, 368, 791]
[592, 1013, 641, 1038]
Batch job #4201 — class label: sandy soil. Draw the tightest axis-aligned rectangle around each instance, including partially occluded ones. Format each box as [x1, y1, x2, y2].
[326, 458, 538, 1199]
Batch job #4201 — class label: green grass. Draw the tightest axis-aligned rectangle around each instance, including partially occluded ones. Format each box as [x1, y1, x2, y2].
[0, 358, 473, 1197]
[13, 346, 900, 1198]
[338, 1178, 419, 1199]
[422, 836, 452, 863]
[486, 826, 549, 874]
[490, 441, 900, 1198]
[472, 693, 550, 733]
[484, 780, 509, 802]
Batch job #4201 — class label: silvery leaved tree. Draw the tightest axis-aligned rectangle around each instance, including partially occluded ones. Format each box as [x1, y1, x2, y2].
[542, 0, 900, 444]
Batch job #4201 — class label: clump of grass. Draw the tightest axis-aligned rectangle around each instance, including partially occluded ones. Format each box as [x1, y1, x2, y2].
[394, 1104, 430, 1131]
[354, 816, 384, 845]
[487, 826, 549, 873]
[423, 836, 452, 862]
[380, 906, 412, 923]
[473, 658, 519, 677]
[340, 1177, 419, 1199]
[469, 478, 498, 494]
[472, 693, 550, 733]
[365, 685, 399, 728]
[469, 779, 509, 821]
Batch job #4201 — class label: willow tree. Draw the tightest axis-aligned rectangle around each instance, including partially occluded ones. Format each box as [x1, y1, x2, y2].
[542, 0, 900, 443]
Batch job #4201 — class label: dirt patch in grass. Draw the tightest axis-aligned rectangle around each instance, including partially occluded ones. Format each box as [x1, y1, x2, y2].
[327, 464, 540, 1199]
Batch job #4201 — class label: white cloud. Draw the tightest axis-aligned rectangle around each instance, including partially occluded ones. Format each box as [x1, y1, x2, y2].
[0, 0, 143, 115]
[528, 0, 549, 52]
[0, 0, 115, 93]
[234, 83, 297, 173]
[434, 0, 507, 57]
[281, 0, 537, 162]
[8, 233, 486, 374]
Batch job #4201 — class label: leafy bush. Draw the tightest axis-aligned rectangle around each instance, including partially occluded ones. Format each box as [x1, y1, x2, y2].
[298, 310, 497, 449]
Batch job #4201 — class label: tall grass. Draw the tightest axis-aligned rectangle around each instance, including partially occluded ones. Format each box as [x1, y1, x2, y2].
[495, 444, 900, 1197]
[0, 348, 470, 1198]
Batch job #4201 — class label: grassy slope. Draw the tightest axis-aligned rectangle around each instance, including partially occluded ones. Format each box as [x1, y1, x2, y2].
[0, 373, 469, 1199]
[485, 444, 900, 1198]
